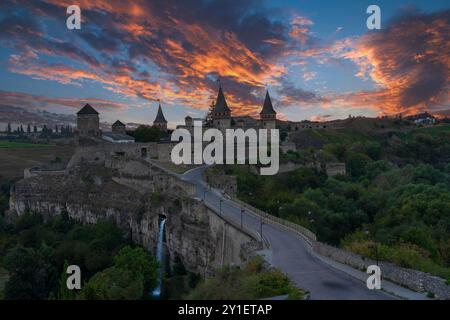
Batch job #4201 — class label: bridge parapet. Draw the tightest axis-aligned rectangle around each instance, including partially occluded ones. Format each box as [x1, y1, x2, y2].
[230, 197, 317, 245]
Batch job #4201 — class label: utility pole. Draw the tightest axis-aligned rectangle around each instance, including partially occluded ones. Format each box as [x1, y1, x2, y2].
[219, 199, 223, 215]
[240, 208, 244, 229]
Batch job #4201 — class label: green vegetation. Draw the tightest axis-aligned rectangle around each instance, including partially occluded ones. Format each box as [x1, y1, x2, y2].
[81, 246, 158, 300]
[186, 256, 304, 300]
[0, 265, 8, 299]
[305, 128, 373, 145]
[229, 125, 450, 280]
[0, 211, 158, 299]
[0, 141, 50, 148]
[131, 125, 164, 142]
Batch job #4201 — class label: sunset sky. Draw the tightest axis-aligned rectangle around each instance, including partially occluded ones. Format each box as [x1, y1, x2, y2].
[0, 0, 449, 128]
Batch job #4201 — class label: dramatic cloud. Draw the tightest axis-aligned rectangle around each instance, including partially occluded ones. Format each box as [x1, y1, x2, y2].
[0, 90, 127, 112]
[0, 1, 448, 121]
[334, 9, 450, 115]
[0, 0, 297, 116]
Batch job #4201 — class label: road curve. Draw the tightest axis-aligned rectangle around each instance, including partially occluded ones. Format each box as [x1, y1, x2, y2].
[181, 166, 394, 300]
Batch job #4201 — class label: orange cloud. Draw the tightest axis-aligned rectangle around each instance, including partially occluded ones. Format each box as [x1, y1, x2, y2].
[29, 0, 287, 116]
[333, 10, 450, 116]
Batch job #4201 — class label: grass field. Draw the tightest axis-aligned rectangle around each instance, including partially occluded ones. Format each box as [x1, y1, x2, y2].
[0, 145, 75, 180]
[412, 123, 450, 135]
[305, 128, 374, 144]
[0, 141, 50, 148]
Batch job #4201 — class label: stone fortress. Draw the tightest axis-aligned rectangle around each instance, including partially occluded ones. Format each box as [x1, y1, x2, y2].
[74, 85, 280, 157]
[7, 85, 316, 278]
[7, 86, 343, 278]
[8, 86, 281, 276]
[70, 85, 291, 165]
[7, 86, 450, 299]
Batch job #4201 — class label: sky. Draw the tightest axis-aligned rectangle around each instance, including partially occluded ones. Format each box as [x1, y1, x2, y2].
[0, 0, 449, 128]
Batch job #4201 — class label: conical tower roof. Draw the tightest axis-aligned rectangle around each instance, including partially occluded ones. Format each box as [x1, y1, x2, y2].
[154, 104, 167, 123]
[213, 85, 231, 113]
[260, 91, 276, 115]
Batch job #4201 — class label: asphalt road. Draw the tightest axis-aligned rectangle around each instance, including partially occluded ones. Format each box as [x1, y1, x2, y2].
[181, 166, 393, 300]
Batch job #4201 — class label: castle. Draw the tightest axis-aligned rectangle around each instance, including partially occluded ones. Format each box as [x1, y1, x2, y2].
[76, 85, 278, 143]
[176, 86, 277, 135]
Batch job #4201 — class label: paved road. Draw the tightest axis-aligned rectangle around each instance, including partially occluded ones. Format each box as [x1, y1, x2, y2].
[181, 166, 394, 300]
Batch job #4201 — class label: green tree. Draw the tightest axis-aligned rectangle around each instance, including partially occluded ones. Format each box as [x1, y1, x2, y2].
[113, 246, 158, 291]
[81, 267, 144, 300]
[3, 245, 52, 299]
[132, 125, 164, 142]
[346, 153, 370, 178]
[54, 260, 78, 300]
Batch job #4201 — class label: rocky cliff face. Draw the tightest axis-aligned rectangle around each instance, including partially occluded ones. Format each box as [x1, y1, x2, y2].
[8, 163, 256, 275]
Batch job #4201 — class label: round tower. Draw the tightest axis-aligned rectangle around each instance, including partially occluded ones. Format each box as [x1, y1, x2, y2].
[259, 91, 277, 130]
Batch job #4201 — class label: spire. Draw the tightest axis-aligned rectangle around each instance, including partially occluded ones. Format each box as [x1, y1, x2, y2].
[154, 104, 167, 124]
[260, 91, 276, 115]
[213, 85, 231, 113]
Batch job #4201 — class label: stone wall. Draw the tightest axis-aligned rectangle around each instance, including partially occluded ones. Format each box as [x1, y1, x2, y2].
[8, 163, 256, 276]
[325, 162, 346, 177]
[67, 142, 159, 168]
[313, 242, 450, 299]
[204, 170, 238, 197]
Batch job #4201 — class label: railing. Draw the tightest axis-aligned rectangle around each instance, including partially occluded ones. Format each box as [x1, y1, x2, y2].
[231, 197, 317, 246]
[202, 200, 263, 245]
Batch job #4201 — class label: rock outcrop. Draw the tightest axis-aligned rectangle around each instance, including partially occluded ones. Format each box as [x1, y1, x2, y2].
[8, 162, 257, 275]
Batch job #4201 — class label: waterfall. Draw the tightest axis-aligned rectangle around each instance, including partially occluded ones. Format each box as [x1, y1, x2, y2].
[151, 218, 166, 298]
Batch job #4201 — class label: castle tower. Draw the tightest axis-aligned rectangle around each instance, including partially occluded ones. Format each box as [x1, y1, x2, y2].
[259, 91, 277, 130]
[77, 103, 100, 137]
[185, 115, 193, 127]
[112, 120, 126, 134]
[212, 85, 231, 130]
[153, 104, 168, 131]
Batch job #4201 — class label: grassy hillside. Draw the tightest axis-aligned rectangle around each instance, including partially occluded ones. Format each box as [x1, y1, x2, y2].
[0, 141, 50, 148]
[0, 144, 74, 180]
[228, 123, 450, 280]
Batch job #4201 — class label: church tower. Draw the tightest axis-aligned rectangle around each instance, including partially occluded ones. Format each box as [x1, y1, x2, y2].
[212, 85, 231, 130]
[259, 91, 277, 130]
[153, 104, 168, 131]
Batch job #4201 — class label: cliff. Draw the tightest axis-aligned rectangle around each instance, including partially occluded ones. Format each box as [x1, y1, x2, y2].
[8, 163, 257, 275]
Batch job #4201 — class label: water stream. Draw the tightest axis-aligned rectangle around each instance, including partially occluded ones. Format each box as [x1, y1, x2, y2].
[151, 218, 166, 298]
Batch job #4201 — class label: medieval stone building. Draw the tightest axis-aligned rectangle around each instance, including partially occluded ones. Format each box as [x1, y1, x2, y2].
[112, 120, 126, 134]
[198, 85, 278, 131]
[153, 104, 168, 131]
[259, 91, 277, 130]
[76, 103, 101, 137]
[211, 86, 232, 130]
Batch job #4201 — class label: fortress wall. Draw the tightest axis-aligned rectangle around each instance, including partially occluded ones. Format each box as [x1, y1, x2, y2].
[8, 164, 257, 276]
[67, 142, 158, 169]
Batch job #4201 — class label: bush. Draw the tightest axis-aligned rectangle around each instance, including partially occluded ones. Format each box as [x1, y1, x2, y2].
[185, 257, 304, 300]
